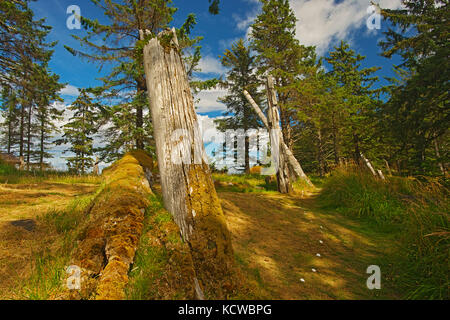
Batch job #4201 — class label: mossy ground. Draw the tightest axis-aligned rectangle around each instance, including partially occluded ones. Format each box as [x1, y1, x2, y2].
[126, 194, 197, 300]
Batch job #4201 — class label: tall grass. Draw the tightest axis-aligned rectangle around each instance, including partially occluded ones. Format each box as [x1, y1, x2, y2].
[318, 167, 449, 299]
[15, 194, 98, 299]
[0, 159, 102, 185]
[212, 173, 278, 193]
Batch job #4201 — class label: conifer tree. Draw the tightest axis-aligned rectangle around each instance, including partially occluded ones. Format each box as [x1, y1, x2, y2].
[66, 1, 208, 160]
[215, 39, 263, 173]
[58, 90, 98, 174]
[0, 88, 20, 154]
[378, 0, 449, 174]
[325, 41, 379, 165]
[250, 0, 316, 149]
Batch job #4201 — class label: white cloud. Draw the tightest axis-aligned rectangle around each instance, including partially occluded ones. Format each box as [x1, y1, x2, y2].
[233, 12, 256, 32]
[195, 88, 228, 113]
[290, 0, 403, 55]
[219, 37, 241, 51]
[59, 84, 79, 96]
[197, 56, 226, 75]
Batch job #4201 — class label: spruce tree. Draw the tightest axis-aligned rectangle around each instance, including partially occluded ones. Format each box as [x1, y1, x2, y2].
[378, 0, 449, 174]
[250, 0, 316, 149]
[215, 39, 263, 173]
[66, 1, 208, 160]
[0, 88, 20, 154]
[58, 90, 98, 174]
[325, 41, 379, 165]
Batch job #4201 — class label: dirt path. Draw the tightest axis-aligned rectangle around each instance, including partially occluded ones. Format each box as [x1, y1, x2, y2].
[0, 182, 97, 298]
[220, 191, 400, 300]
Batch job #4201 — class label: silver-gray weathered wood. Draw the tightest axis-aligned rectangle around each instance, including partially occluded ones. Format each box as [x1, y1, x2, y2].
[243, 88, 313, 187]
[142, 28, 235, 298]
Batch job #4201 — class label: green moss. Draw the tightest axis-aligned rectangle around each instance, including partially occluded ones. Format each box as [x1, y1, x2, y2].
[66, 152, 155, 300]
[126, 194, 197, 300]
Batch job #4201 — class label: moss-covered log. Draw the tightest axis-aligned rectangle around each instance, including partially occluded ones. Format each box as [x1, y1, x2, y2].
[63, 151, 184, 300]
[142, 28, 237, 298]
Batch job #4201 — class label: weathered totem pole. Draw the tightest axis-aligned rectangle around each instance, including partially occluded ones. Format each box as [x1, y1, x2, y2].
[243, 77, 314, 192]
[142, 28, 236, 298]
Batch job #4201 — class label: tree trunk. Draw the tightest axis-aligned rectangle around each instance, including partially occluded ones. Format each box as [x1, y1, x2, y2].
[244, 134, 250, 174]
[142, 28, 235, 298]
[317, 127, 325, 177]
[384, 159, 393, 176]
[26, 103, 32, 170]
[135, 78, 146, 150]
[7, 110, 12, 154]
[434, 137, 446, 176]
[243, 90, 313, 187]
[40, 115, 44, 171]
[256, 131, 260, 165]
[19, 102, 25, 157]
[353, 132, 361, 166]
[331, 115, 340, 166]
[360, 152, 384, 179]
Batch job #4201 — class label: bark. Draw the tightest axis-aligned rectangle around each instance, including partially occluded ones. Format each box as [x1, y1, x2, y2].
[135, 78, 146, 150]
[434, 138, 446, 176]
[40, 115, 44, 171]
[256, 131, 260, 165]
[384, 159, 393, 176]
[353, 132, 361, 166]
[243, 89, 313, 187]
[26, 103, 32, 170]
[7, 120, 12, 154]
[317, 127, 325, 177]
[19, 102, 25, 157]
[142, 28, 236, 298]
[331, 114, 340, 166]
[266, 76, 292, 193]
[360, 152, 384, 180]
[360, 152, 376, 176]
[244, 134, 250, 174]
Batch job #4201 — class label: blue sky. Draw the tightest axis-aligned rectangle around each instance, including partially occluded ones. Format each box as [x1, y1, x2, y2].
[30, 0, 403, 106]
[24, 0, 404, 169]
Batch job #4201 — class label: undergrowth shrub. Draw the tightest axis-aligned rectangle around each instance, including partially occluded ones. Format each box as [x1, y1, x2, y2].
[318, 167, 449, 299]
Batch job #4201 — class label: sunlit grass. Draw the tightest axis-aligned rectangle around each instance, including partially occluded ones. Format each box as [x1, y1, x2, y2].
[317, 166, 449, 299]
[0, 159, 102, 185]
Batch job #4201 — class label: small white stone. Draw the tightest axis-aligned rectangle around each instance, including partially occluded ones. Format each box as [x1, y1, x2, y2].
[192, 209, 196, 217]
[316, 253, 321, 257]
[312, 268, 317, 272]
[300, 278, 305, 283]
[319, 240, 323, 244]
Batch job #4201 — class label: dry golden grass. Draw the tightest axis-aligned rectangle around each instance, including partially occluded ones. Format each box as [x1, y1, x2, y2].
[219, 190, 400, 300]
[0, 180, 99, 299]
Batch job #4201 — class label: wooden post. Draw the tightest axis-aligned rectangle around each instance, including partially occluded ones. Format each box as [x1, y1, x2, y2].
[243, 89, 313, 187]
[384, 159, 393, 176]
[142, 28, 235, 298]
[266, 76, 292, 193]
[19, 156, 25, 171]
[93, 157, 99, 176]
[360, 152, 385, 180]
